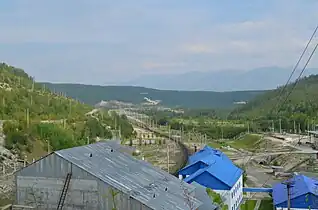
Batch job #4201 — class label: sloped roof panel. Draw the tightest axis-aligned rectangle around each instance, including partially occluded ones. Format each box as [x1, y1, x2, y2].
[185, 146, 243, 187]
[55, 141, 202, 210]
[272, 174, 318, 206]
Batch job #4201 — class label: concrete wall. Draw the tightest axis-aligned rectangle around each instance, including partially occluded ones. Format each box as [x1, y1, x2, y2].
[15, 153, 152, 210]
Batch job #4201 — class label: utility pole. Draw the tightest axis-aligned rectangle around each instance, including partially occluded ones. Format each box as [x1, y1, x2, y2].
[293, 120, 296, 134]
[279, 118, 282, 134]
[69, 100, 72, 115]
[307, 119, 310, 137]
[45, 140, 50, 154]
[26, 108, 30, 129]
[272, 120, 275, 133]
[167, 144, 170, 173]
[221, 126, 224, 141]
[247, 122, 250, 134]
[282, 180, 294, 210]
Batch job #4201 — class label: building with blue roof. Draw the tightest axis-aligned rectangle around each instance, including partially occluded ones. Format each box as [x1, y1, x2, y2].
[272, 174, 318, 209]
[178, 146, 244, 210]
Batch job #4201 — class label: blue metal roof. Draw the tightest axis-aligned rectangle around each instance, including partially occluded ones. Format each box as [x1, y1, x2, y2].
[243, 187, 273, 193]
[180, 146, 243, 188]
[272, 174, 318, 206]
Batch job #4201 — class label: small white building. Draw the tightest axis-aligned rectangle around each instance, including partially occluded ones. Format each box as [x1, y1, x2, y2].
[179, 146, 244, 210]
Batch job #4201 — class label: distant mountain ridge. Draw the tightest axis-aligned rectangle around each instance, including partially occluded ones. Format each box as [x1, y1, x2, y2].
[122, 67, 318, 91]
[42, 83, 265, 109]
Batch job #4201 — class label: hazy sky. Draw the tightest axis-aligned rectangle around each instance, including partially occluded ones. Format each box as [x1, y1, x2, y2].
[1, 0, 318, 84]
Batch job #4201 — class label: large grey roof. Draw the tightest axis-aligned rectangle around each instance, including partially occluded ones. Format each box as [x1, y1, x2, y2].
[191, 182, 218, 210]
[55, 142, 202, 210]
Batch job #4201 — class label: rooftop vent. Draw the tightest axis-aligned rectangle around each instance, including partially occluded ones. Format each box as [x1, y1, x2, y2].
[165, 187, 168, 191]
[215, 150, 222, 156]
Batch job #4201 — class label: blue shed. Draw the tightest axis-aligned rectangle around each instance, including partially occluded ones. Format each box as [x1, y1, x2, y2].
[178, 146, 244, 210]
[179, 146, 243, 190]
[272, 174, 318, 209]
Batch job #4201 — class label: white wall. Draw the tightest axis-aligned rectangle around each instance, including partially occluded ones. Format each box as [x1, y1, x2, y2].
[215, 175, 243, 210]
[179, 174, 243, 210]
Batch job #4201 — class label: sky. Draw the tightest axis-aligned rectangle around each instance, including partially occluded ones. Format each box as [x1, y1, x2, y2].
[1, 0, 318, 85]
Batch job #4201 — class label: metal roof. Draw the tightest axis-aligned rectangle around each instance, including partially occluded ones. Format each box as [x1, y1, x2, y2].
[55, 142, 202, 210]
[180, 146, 243, 188]
[243, 187, 273, 193]
[191, 182, 218, 210]
[272, 174, 318, 206]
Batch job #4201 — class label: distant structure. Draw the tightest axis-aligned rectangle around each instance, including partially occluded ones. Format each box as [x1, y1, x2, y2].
[233, 101, 247, 105]
[143, 97, 161, 105]
[272, 174, 318, 209]
[15, 142, 203, 210]
[178, 146, 243, 210]
[95, 100, 134, 109]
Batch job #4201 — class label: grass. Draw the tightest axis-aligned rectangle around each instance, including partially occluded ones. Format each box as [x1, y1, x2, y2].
[0, 197, 13, 207]
[240, 200, 257, 210]
[208, 141, 224, 149]
[228, 134, 261, 151]
[259, 199, 273, 210]
[25, 139, 48, 162]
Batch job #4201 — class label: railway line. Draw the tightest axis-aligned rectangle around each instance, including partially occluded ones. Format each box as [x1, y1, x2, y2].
[122, 110, 190, 176]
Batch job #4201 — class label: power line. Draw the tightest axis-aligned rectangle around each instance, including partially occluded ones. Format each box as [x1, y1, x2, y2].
[248, 27, 318, 201]
[218, 24, 318, 201]
[272, 24, 318, 113]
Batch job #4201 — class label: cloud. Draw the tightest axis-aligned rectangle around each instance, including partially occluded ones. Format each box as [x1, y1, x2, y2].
[142, 62, 186, 69]
[1, 0, 318, 85]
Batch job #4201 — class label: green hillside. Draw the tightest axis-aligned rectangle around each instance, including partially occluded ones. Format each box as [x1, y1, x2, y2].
[42, 83, 265, 108]
[229, 74, 318, 130]
[0, 63, 134, 160]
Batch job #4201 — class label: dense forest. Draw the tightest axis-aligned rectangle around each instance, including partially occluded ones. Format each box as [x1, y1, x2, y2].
[0, 63, 134, 159]
[229, 74, 318, 132]
[42, 82, 264, 109]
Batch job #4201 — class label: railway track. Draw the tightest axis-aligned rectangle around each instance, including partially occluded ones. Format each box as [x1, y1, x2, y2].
[127, 115, 190, 176]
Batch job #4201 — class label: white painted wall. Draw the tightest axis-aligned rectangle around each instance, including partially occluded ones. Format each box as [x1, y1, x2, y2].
[179, 174, 243, 210]
[215, 175, 243, 210]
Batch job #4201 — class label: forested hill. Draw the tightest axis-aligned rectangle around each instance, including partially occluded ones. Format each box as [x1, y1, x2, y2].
[42, 83, 265, 108]
[0, 63, 134, 160]
[229, 74, 318, 122]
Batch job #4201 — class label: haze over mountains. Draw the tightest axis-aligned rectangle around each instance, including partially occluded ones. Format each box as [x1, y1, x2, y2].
[122, 67, 318, 91]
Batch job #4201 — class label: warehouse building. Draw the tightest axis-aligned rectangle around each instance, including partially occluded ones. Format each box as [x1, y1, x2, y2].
[15, 141, 203, 210]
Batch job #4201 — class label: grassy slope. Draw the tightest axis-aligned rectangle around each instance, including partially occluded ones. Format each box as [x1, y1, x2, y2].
[0, 63, 134, 159]
[42, 82, 265, 109]
[230, 74, 318, 120]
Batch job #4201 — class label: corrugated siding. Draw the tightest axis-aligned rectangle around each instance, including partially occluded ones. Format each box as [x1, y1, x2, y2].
[16, 153, 152, 210]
